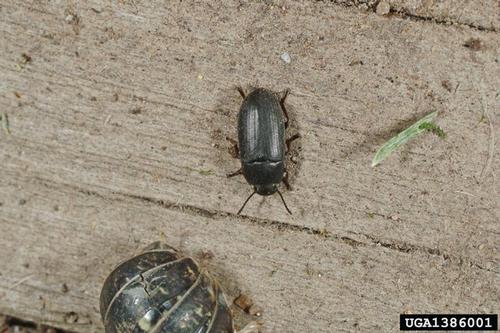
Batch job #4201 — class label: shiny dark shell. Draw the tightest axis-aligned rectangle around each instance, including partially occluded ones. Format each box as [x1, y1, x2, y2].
[238, 88, 286, 185]
[100, 242, 234, 333]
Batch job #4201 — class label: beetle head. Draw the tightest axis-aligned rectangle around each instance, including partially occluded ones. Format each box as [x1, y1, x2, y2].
[255, 184, 278, 196]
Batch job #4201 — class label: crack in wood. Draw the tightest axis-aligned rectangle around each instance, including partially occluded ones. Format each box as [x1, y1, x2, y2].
[322, 0, 498, 32]
[57, 182, 497, 275]
[390, 8, 496, 32]
[24, 175, 497, 274]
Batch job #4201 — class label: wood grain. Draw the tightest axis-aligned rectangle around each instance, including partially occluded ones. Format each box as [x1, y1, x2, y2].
[331, 0, 499, 31]
[1, 172, 498, 332]
[0, 0, 498, 332]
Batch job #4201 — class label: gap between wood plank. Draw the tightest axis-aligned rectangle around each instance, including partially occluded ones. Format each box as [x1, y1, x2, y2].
[322, 0, 498, 32]
[31, 175, 498, 275]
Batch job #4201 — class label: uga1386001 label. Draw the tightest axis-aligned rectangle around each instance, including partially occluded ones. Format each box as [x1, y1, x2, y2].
[400, 314, 497, 331]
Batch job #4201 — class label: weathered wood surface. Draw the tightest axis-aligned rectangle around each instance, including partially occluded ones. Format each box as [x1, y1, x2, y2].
[386, 0, 499, 31]
[0, 0, 499, 332]
[331, 0, 500, 31]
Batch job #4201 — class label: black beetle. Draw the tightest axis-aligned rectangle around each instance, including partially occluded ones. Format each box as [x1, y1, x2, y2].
[227, 87, 299, 215]
[100, 242, 259, 333]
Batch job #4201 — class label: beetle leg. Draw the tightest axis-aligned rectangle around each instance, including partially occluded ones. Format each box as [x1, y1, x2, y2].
[227, 168, 243, 178]
[286, 133, 300, 152]
[236, 86, 246, 98]
[225, 136, 239, 158]
[280, 89, 291, 128]
[282, 171, 292, 190]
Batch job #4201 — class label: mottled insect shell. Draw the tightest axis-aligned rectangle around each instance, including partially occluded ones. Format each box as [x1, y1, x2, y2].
[100, 242, 234, 333]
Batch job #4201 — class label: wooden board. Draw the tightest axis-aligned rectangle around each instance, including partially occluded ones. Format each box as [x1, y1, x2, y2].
[0, 0, 499, 332]
[331, 0, 499, 31]
[1, 173, 498, 332]
[384, 0, 499, 31]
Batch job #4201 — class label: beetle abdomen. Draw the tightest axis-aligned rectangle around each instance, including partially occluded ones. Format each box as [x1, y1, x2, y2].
[238, 88, 285, 163]
[100, 242, 234, 333]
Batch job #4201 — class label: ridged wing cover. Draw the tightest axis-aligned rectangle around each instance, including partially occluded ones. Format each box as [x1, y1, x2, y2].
[238, 88, 285, 163]
[100, 242, 234, 333]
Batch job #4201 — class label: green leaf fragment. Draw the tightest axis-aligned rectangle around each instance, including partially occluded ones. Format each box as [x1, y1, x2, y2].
[1, 112, 10, 135]
[419, 122, 446, 138]
[371, 111, 438, 167]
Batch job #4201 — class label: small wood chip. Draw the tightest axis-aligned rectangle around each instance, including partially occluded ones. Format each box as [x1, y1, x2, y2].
[234, 294, 254, 313]
[376, 1, 390, 15]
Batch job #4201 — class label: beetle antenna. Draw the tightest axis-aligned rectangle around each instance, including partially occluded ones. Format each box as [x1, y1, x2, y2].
[277, 189, 292, 215]
[237, 191, 256, 215]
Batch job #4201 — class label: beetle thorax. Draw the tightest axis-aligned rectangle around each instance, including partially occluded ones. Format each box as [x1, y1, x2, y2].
[254, 184, 278, 196]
